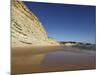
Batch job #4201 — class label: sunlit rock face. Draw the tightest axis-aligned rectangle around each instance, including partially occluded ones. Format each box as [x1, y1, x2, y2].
[11, 0, 60, 47]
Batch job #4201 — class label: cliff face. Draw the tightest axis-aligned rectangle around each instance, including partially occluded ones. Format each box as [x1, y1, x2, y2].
[11, 0, 59, 47]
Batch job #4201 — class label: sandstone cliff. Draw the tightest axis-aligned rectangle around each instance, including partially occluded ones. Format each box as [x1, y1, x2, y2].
[11, 0, 60, 47]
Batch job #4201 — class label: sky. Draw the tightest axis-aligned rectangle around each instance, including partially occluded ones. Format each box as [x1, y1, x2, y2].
[23, 1, 96, 44]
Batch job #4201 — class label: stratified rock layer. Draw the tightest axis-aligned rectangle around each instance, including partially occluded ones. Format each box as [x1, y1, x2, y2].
[11, 0, 59, 47]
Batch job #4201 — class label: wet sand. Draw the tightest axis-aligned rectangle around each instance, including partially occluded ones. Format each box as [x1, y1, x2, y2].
[11, 46, 96, 74]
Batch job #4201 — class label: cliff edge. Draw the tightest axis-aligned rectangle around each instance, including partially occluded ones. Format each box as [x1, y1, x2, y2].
[11, 0, 60, 47]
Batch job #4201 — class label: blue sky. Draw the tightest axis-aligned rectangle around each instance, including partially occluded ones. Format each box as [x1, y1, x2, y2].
[23, 1, 96, 44]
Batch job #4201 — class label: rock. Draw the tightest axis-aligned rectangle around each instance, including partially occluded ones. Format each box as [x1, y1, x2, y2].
[11, 0, 60, 47]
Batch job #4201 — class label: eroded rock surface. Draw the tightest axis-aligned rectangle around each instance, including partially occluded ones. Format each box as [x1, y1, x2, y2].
[11, 0, 60, 47]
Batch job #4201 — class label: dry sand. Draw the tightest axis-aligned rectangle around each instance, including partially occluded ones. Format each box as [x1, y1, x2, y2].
[11, 46, 96, 74]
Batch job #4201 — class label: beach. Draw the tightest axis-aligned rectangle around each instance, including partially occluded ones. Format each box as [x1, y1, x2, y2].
[11, 46, 96, 74]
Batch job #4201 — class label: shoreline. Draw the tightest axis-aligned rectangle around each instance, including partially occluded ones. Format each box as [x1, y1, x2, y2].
[12, 46, 96, 74]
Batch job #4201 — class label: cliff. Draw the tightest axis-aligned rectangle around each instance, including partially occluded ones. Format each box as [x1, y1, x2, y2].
[11, 0, 60, 47]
